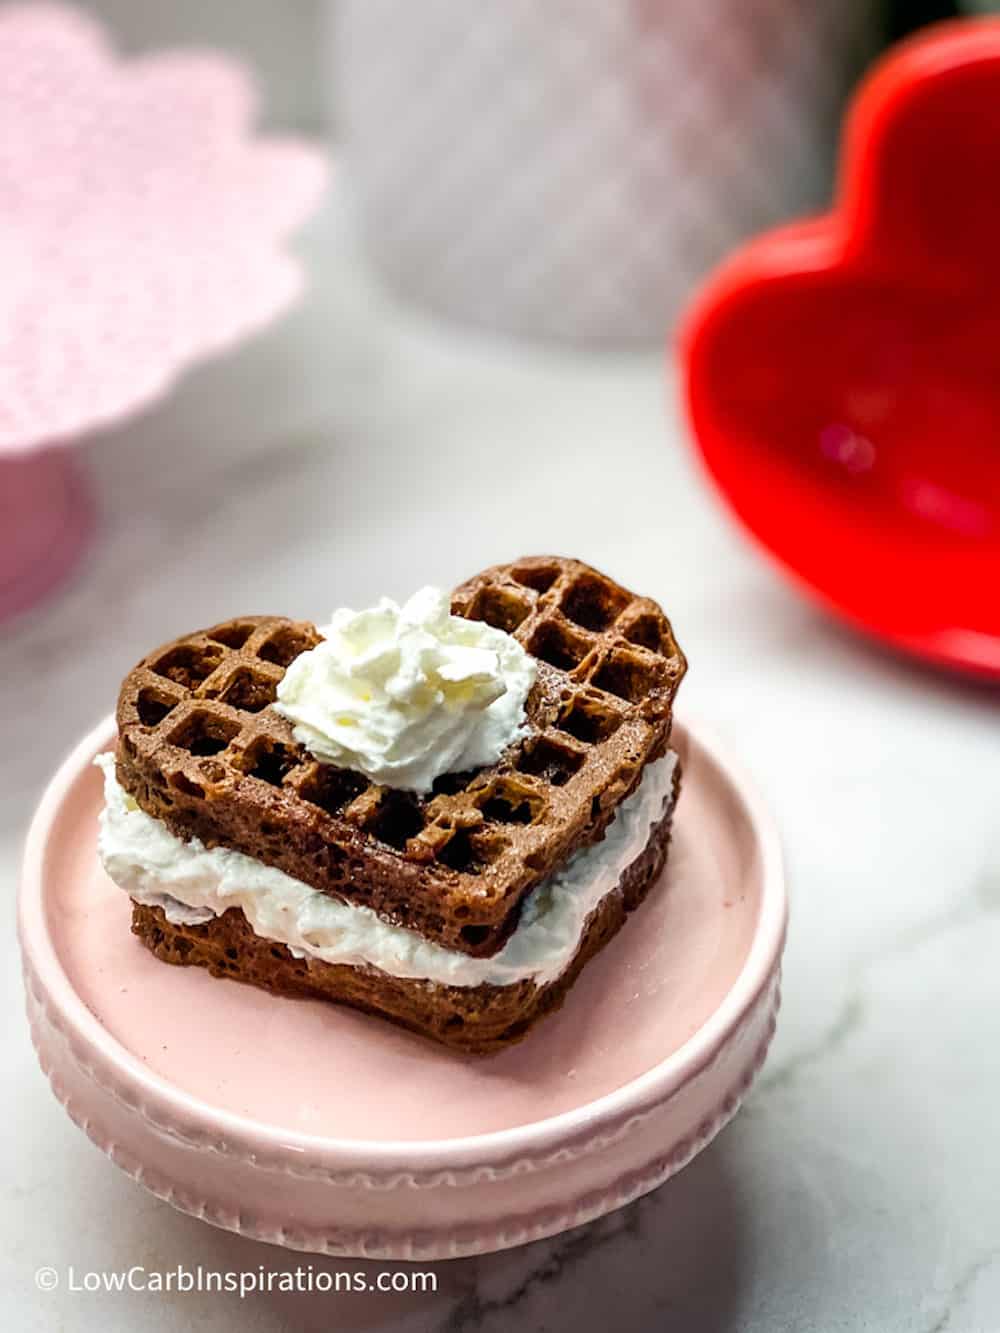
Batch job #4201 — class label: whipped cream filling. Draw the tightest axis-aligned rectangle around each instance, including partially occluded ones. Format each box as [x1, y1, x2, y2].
[273, 586, 536, 792]
[95, 751, 677, 989]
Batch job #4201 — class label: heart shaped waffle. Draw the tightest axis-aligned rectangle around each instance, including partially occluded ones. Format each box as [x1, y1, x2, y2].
[115, 558, 686, 958]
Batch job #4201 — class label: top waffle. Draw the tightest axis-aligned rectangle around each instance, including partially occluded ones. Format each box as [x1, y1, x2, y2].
[114, 557, 686, 958]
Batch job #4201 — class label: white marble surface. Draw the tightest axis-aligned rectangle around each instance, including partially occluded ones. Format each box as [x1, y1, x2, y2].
[3, 198, 1000, 1332]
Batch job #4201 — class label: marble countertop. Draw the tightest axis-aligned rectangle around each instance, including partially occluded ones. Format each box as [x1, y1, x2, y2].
[3, 199, 999, 1333]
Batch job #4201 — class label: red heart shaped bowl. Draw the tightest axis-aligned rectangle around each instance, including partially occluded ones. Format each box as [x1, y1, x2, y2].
[681, 19, 1000, 679]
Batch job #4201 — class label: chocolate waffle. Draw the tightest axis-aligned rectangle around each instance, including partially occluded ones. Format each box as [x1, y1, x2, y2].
[115, 558, 686, 958]
[129, 762, 680, 1054]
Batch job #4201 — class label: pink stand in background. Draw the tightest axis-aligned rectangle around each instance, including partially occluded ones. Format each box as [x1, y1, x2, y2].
[0, 4, 327, 625]
[0, 451, 92, 623]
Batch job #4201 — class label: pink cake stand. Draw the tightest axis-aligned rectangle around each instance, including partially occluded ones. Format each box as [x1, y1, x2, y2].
[19, 714, 786, 1259]
[0, 450, 92, 622]
[0, 4, 326, 622]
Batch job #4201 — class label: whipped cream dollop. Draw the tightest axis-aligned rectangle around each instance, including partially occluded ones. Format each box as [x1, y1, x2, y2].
[273, 586, 536, 792]
[95, 752, 677, 989]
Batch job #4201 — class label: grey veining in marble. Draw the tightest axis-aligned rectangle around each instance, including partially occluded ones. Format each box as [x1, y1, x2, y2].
[3, 197, 999, 1333]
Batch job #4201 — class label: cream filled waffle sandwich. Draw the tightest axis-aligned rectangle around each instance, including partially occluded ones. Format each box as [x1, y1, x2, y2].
[97, 558, 686, 1053]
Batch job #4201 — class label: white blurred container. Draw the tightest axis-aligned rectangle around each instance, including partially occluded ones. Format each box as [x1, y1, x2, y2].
[332, 0, 882, 343]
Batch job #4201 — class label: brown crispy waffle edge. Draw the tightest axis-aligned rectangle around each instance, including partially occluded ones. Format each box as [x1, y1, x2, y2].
[116, 558, 686, 960]
[130, 766, 680, 1056]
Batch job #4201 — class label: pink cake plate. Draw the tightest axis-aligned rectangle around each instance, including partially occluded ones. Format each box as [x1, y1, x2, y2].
[0, 4, 326, 622]
[19, 714, 786, 1261]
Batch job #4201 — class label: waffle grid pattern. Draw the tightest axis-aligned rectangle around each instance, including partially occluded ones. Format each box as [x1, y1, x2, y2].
[130, 775, 678, 1054]
[116, 558, 685, 956]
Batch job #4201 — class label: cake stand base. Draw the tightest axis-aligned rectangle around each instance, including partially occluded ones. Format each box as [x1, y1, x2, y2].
[0, 449, 93, 624]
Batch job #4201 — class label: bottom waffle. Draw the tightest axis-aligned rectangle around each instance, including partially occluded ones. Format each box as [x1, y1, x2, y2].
[130, 773, 680, 1055]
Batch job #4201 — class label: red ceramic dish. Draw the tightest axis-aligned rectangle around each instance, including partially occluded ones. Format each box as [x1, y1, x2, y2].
[681, 20, 1000, 679]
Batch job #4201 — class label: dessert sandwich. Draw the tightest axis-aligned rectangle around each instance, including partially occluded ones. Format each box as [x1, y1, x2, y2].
[97, 557, 686, 1053]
